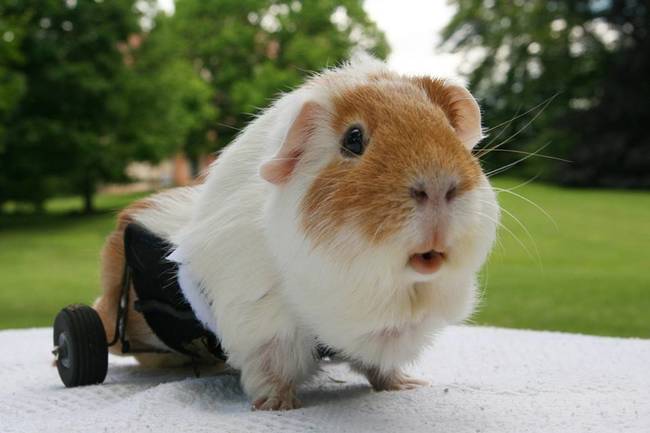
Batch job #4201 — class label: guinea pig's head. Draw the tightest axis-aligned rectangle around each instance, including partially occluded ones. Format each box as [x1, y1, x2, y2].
[260, 58, 498, 290]
[257, 59, 500, 367]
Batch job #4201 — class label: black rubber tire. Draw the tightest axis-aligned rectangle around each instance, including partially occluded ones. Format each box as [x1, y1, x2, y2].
[53, 304, 108, 387]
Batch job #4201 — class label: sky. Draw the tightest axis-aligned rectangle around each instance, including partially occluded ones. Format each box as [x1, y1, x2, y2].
[363, 0, 461, 79]
[157, 0, 462, 79]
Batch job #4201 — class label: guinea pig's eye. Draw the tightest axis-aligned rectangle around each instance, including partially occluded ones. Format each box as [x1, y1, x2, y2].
[341, 125, 365, 157]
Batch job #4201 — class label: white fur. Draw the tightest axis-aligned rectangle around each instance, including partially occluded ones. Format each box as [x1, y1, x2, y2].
[132, 56, 499, 404]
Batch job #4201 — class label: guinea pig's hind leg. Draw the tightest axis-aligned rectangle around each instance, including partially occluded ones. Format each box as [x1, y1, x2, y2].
[357, 365, 430, 391]
[240, 337, 315, 411]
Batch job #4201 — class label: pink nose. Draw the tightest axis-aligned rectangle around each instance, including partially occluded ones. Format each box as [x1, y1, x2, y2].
[409, 250, 445, 274]
[409, 181, 458, 205]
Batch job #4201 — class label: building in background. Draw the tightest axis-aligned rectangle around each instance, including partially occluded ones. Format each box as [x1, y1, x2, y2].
[101, 152, 216, 195]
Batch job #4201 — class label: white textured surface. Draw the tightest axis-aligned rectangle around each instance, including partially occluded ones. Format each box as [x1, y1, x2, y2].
[0, 326, 648, 433]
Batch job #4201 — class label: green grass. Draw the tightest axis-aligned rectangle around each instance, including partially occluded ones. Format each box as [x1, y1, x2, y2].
[0, 192, 148, 329]
[0, 180, 649, 338]
[473, 179, 650, 338]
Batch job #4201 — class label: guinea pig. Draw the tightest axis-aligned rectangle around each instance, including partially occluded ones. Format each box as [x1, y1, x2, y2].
[96, 54, 499, 410]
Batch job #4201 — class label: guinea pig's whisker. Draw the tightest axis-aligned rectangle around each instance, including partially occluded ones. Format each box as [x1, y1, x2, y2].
[482, 94, 559, 135]
[295, 66, 321, 76]
[489, 187, 557, 230]
[476, 108, 520, 155]
[485, 213, 536, 263]
[462, 208, 537, 264]
[494, 173, 542, 192]
[476, 93, 558, 159]
[479, 148, 571, 163]
[216, 122, 243, 132]
[485, 141, 552, 178]
[482, 199, 542, 266]
[475, 173, 539, 196]
[476, 208, 506, 252]
[476, 183, 556, 234]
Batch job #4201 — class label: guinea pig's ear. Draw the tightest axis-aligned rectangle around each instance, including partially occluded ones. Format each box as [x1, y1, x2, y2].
[414, 77, 483, 150]
[259, 101, 325, 185]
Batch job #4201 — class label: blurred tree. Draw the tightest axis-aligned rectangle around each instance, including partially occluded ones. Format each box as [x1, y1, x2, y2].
[118, 28, 216, 168]
[0, 9, 26, 139]
[442, 0, 650, 187]
[0, 0, 214, 213]
[152, 0, 389, 160]
[0, 4, 27, 206]
[0, 0, 386, 212]
[0, 0, 142, 212]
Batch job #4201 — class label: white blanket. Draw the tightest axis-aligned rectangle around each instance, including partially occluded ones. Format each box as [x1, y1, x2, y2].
[0, 326, 648, 433]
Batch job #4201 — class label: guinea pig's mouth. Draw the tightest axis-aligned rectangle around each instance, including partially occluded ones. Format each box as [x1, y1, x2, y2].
[408, 250, 445, 274]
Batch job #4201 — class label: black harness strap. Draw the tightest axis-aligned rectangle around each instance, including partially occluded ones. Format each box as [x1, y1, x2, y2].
[123, 223, 226, 361]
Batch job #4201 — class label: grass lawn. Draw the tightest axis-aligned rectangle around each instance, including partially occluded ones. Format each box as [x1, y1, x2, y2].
[472, 179, 650, 338]
[0, 193, 148, 329]
[1, 180, 649, 338]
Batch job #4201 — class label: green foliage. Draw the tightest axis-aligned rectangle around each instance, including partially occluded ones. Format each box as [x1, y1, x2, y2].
[119, 30, 216, 163]
[158, 0, 389, 151]
[0, 4, 27, 154]
[0, 0, 145, 211]
[0, 0, 387, 210]
[442, 0, 650, 187]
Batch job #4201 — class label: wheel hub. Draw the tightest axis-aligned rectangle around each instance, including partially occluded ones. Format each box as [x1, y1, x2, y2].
[56, 332, 71, 368]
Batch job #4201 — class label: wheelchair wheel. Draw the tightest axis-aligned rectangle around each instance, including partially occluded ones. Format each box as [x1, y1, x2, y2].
[53, 304, 108, 387]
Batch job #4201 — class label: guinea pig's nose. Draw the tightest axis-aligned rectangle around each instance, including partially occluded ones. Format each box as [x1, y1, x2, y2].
[409, 183, 429, 204]
[409, 181, 458, 205]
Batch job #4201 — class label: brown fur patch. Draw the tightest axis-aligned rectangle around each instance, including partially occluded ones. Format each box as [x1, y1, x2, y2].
[302, 77, 481, 247]
[410, 77, 461, 130]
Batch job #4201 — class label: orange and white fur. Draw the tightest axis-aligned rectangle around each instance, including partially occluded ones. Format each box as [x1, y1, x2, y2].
[94, 55, 499, 410]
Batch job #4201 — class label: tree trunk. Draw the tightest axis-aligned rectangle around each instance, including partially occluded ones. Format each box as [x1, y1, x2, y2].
[34, 199, 45, 214]
[82, 179, 95, 214]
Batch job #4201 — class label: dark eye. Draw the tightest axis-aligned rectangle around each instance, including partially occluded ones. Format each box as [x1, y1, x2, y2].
[341, 125, 365, 157]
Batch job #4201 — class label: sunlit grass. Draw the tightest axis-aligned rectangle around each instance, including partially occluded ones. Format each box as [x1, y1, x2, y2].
[474, 178, 650, 338]
[0, 192, 148, 329]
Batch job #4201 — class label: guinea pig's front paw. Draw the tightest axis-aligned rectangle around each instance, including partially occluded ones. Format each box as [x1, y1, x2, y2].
[363, 367, 430, 392]
[252, 389, 301, 411]
[378, 374, 429, 391]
